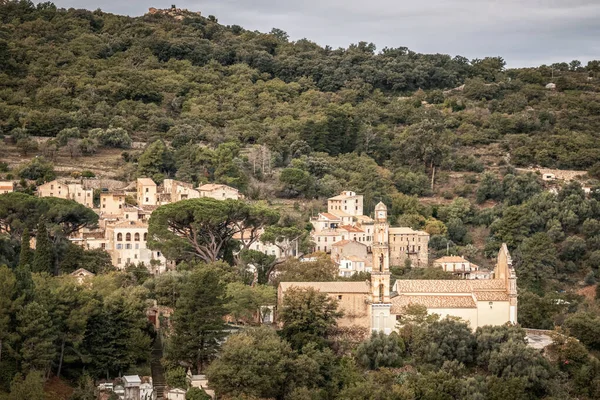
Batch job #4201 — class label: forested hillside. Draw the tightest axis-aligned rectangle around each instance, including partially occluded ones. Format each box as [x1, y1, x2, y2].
[1, 0, 600, 176]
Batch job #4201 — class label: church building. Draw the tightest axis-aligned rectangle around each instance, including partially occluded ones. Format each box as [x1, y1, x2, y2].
[278, 202, 518, 332]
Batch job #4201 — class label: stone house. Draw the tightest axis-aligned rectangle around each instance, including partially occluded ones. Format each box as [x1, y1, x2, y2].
[330, 240, 368, 263]
[197, 183, 242, 200]
[388, 227, 429, 267]
[433, 255, 481, 278]
[37, 179, 93, 208]
[0, 181, 14, 194]
[137, 178, 157, 206]
[100, 192, 127, 214]
[106, 220, 167, 273]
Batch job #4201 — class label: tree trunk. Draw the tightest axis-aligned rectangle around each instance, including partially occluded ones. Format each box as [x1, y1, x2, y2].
[57, 337, 66, 378]
[430, 163, 436, 191]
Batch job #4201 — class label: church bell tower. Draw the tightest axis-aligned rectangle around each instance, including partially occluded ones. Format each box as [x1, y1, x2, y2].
[371, 202, 392, 333]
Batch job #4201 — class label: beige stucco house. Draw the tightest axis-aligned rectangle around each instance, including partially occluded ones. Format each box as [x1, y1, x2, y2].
[197, 183, 242, 200]
[162, 179, 201, 203]
[330, 240, 368, 263]
[105, 220, 167, 273]
[433, 255, 482, 278]
[389, 227, 429, 267]
[99, 192, 127, 214]
[0, 181, 14, 194]
[37, 179, 94, 208]
[137, 178, 157, 206]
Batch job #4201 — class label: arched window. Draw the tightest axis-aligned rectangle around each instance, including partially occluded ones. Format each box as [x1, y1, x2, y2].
[143, 233, 148, 241]
[379, 283, 384, 303]
[117, 233, 123, 241]
[126, 233, 131, 241]
[134, 233, 140, 241]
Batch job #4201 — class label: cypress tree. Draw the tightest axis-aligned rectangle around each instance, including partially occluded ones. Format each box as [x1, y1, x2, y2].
[32, 220, 53, 274]
[19, 227, 33, 267]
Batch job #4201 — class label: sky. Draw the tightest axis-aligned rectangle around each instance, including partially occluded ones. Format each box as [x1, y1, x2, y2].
[51, 0, 600, 68]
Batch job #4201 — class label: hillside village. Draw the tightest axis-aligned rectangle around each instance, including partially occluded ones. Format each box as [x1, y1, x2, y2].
[2, 1, 600, 400]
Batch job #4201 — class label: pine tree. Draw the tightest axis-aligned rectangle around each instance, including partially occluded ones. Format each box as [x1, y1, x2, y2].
[32, 220, 53, 274]
[168, 267, 227, 372]
[19, 227, 33, 267]
[16, 302, 57, 374]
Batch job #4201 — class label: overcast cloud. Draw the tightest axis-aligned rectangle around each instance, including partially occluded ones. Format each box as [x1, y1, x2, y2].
[51, 0, 600, 67]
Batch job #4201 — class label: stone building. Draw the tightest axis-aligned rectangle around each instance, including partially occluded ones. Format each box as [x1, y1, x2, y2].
[37, 179, 93, 208]
[197, 183, 242, 200]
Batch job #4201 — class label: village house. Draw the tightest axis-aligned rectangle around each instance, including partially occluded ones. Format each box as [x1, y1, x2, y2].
[433, 255, 486, 279]
[137, 178, 158, 206]
[338, 256, 371, 277]
[106, 220, 167, 273]
[100, 191, 127, 214]
[279, 202, 517, 333]
[388, 227, 430, 267]
[37, 179, 94, 208]
[0, 181, 14, 194]
[162, 179, 200, 202]
[330, 240, 369, 263]
[197, 183, 242, 200]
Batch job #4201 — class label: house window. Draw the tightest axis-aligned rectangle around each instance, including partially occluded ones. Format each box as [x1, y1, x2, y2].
[135, 244, 139, 249]
[101, 243, 106, 249]
[145, 188, 149, 193]
[117, 258, 121, 264]
[157, 251, 161, 257]
[134, 233, 140, 241]
[50, 185, 54, 189]
[144, 233, 148, 241]
[125, 244, 132, 249]
[145, 197, 149, 202]
[134, 254, 138, 259]
[338, 295, 343, 300]
[117, 233, 123, 241]
[125, 233, 131, 241]
[116, 244, 122, 250]
[127, 258, 130, 264]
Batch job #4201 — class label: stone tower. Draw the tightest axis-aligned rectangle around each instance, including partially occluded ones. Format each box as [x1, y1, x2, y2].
[371, 202, 392, 333]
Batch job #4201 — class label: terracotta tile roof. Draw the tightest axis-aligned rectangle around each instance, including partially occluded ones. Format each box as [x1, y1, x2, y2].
[329, 194, 358, 200]
[330, 210, 351, 217]
[198, 183, 238, 192]
[389, 227, 429, 235]
[279, 281, 370, 294]
[140, 205, 159, 212]
[332, 239, 367, 248]
[332, 239, 351, 247]
[472, 291, 509, 301]
[319, 213, 341, 220]
[435, 256, 470, 263]
[394, 279, 505, 294]
[137, 178, 156, 186]
[82, 231, 106, 239]
[113, 220, 148, 228]
[355, 215, 373, 223]
[391, 295, 476, 312]
[339, 225, 364, 233]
